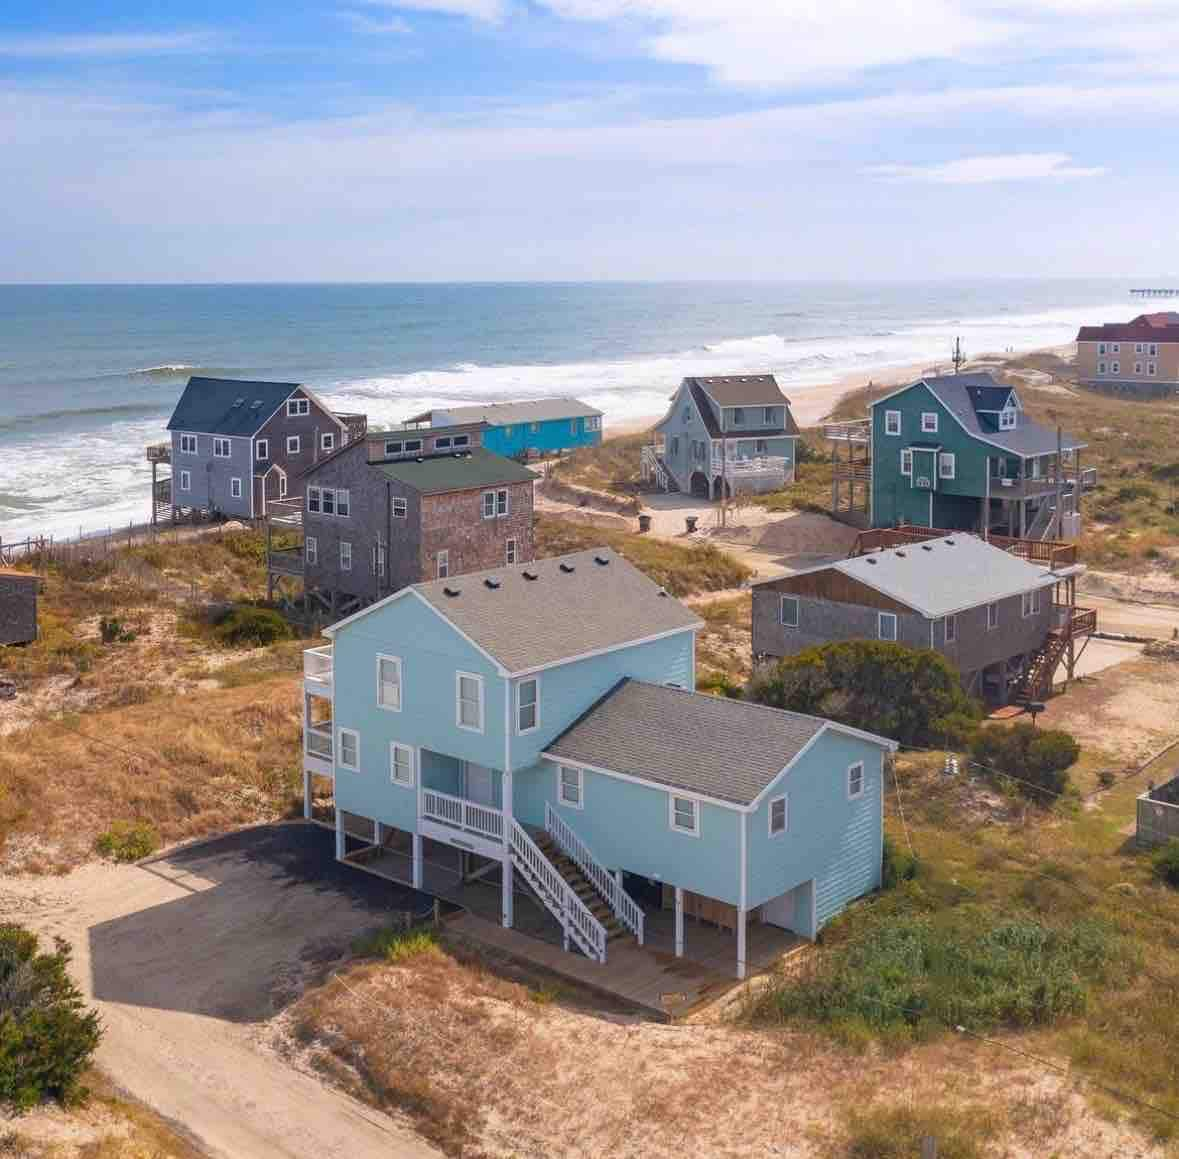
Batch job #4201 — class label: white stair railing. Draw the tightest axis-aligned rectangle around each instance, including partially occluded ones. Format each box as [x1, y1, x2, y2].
[509, 819, 607, 963]
[420, 787, 504, 842]
[545, 803, 645, 944]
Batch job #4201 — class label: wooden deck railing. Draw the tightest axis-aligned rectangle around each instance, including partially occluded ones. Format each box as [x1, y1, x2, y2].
[851, 525, 1078, 568]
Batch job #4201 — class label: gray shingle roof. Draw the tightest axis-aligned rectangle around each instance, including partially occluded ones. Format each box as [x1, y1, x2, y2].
[688, 374, 792, 408]
[686, 381, 800, 440]
[908, 373, 1084, 457]
[411, 548, 701, 674]
[375, 448, 537, 494]
[825, 534, 1059, 618]
[167, 377, 300, 437]
[406, 397, 602, 427]
[544, 678, 833, 806]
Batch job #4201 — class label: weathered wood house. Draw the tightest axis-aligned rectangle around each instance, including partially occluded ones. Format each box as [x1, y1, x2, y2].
[0, 568, 38, 645]
[268, 423, 537, 617]
[752, 532, 1096, 704]
[152, 377, 366, 522]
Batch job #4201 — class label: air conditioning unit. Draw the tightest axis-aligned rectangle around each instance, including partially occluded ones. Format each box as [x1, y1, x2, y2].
[1060, 512, 1081, 539]
[1000, 478, 1015, 487]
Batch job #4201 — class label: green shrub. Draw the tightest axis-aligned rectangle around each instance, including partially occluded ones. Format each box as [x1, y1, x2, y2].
[212, 605, 290, 648]
[843, 1102, 994, 1159]
[1151, 839, 1179, 889]
[931, 711, 980, 750]
[0, 925, 102, 1111]
[970, 723, 1079, 798]
[746, 641, 980, 748]
[882, 836, 918, 890]
[95, 821, 159, 863]
[351, 926, 439, 963]
[99, 616, 136, 644]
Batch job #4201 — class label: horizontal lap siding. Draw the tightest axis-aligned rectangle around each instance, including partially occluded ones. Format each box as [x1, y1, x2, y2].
[170, 433, 253, 519]
[484, 419, 600, 457]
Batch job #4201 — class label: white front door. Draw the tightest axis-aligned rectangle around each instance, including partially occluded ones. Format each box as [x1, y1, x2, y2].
[463, 762, 495, 806]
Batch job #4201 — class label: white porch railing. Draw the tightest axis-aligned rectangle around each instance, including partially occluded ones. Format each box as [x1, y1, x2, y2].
[304, 645, 333, 685]
[509, 819, 608, 963]
[420, 787, 504, 842]
[545, 803, 644, 944]
[305, 728, 332, 759]
[710, 454, 789, 477]
[640, 444, 671, 491]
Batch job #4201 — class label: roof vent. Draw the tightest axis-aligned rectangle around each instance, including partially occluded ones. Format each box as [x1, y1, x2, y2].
[442, 586, 461, 598]
[866, 557, 878, 565]
[232, 397, 245, 407]
[251, 399, 263, 408]
[944, 538, 955, 545]
[559, 563, 576, 574]
[484, 578, 501, 590]
[658, 588, 669, 597]
[594, 555, 610, 566]
[416, 457, 424, 463]
[921, 544, 933, 552]
[522, 570, 539, 581]
[895, 550, 906, 558]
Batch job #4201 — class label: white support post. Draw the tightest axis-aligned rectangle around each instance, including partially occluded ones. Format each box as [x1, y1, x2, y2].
[303, 770, 312, 820]
[374, 820, 384, 848]
[502, 767, 514, 928]
[412, 832, 423, 889]
[674, 886, 684, 958]
[736, 907, 747, 981]
[334, 808, 344, 861]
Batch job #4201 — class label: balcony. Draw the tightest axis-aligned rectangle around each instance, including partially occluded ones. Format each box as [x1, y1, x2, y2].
[304, 645, 333, 688]
[418, 787, 506, 859]
[268, 548, 304, 577]
[709, 455, 789, 478]
[145, 442, 171, 464]
[987, 468, 1098, 501]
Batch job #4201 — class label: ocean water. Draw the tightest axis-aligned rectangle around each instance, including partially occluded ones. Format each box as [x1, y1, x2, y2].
[0, 279, 1138, 541]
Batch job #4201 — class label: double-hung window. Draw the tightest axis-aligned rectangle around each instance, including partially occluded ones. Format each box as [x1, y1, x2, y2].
[390, 743, 415, 787]
[1098, 362, 1107, 375]
[338, 728, 359, 771]
[230, 477, 242, 499]
[340, 541, 352, 571]
[335, 489, 350, 517]
[884, 410, 901, 436]
[213, 437, 231, 458]
[322, 489, 335, 516]
[392, 496, 408, 518]
[878, 612, 897, 641]
[517, 677, 538, 733]
[256, 438, 269, 461]
[305, 536, 317, 564]
[944, 614, 956, 644]
[768, 795, 788, 837]
[286, 435, 301, 455]
[1149, 362, 1157, 376]
[780, 595, 799, 628]
[920, 412, 938, 434]
[669, 794, 700, 836]
[938, 452, 956, 480]
[1149, 343, 1158, 357]
[1098, 342, 1107, 356]
[179, 469, 191, 492]
[847, 762, 864, 799]
[377, 655, 402, 711]
[764, 406, 775, 425]
[987, 602, 999, 631]
[437, 549, 449, 579]
[482, 488, 509, 518]
[999, 407, 1016, 430]
[482, 491, 496, 519]
[900, 448, 913, 477]
[307, 487, 321, 513]
[1021, 590, 1041, 618]
[506, 537, 518, 565]
[731, 407, 745, 426]
[1112, 361, 1120, 374]
[179, 434, 197, 454]
[456, 672, 484, 732]
[558, 765, 583, 808]
[321, 432, 335, 452]
[1135, 362, 1143, 375]
[287, 398, 310, 417]
[384, 440, 403, 456]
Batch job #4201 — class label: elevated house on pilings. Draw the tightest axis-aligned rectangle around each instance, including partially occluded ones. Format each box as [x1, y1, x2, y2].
[752, 527, 1096, 706]
[266, 420, 537, 620]
[301, 547, 897, 986]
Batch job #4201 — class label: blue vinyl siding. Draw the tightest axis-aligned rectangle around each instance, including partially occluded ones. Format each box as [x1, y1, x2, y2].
[170, 431, 253, 519]
[747, 731, 884, 930]
[482, 417, 601, 458]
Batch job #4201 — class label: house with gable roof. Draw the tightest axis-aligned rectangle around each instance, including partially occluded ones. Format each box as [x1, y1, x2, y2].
[868, 371, 1092, 539]
[405, 397, 603, 457]
[642, 374, 800, 498]
[156, 376, 366, 521]
[1076, 312, 1179, 397]
[301, 546, 895, 981]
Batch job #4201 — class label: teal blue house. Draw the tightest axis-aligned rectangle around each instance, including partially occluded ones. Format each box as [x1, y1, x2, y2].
[869, 372, 1089, 538]
[406, 397, 603, 458]
[302, 548, 896, 980]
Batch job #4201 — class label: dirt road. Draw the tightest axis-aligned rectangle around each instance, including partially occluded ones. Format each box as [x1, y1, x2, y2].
[0, 825, 440, 1159]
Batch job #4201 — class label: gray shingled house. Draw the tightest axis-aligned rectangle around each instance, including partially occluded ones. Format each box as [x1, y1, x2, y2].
[159, 377, 367, 521]
[268, 422, 537, 616]
[752, 534, 1096, 704]
[0, 568, 38, 645]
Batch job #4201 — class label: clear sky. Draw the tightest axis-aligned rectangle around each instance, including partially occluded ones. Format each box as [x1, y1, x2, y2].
[2, 1, 1177, 282]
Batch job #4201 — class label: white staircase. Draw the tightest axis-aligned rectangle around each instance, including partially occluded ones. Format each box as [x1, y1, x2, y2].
[640, 445, 678, 492]
[509, 819, 609, 962]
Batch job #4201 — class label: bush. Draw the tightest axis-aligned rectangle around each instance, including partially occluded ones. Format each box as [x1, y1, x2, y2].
[99, 616, 136, 644]
[746, 641, 980, 748]
[95, 821, 159, 863]
[1151, 839, 1179, 889]
[970, 723, 1080, 799]
[843, 1103, 993, 1159]
[882, 836, 918, 890]
[0, 924, 102, 1111]
[212, 605, 291, 648]
[352, 926, 439, 963]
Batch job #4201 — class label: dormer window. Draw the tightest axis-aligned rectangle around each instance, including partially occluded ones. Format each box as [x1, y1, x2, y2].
[731, 407, 745, 426]
[999, 407, 1016, 430]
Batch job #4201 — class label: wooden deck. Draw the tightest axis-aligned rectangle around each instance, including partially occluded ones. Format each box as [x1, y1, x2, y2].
[447, 907, 807, 1019]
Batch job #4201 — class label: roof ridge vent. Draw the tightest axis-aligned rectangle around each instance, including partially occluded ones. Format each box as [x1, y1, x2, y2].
[657, 588, 669, 597]
[443, 586, 461, 598]
[559, 562, 576, 573]
[522, 570, 539, 581]
[594, 555, 610, 566]
[484, 578, 501, 590]
[944, 538, 955, 545]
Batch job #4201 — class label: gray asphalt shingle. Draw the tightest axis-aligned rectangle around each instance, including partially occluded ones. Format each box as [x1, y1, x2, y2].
[166, 377, 300, 437]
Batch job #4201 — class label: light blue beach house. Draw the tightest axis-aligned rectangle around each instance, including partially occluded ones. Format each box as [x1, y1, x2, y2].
[302, 548, 895, 980]
[405, 397, 603, 458]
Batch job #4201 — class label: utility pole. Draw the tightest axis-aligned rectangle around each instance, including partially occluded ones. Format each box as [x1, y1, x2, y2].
[951, 336, 966, 374]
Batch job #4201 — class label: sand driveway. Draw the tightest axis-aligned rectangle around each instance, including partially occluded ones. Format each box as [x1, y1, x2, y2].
[0, 823, 441, 1159]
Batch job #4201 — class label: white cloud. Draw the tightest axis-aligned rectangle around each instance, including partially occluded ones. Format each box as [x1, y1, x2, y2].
[342, 10, 414, 34]
[0, 31, 218, 58]
[868, 153, 1107, 184]
[359, 0, 506, 23]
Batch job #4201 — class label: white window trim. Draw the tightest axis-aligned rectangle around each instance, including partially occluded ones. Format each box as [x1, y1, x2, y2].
[340, 541, 352, 571]
[938, 452, 956, 480]
[768, 794, 788, 838]
[376, 653, 403, 713]
[179, 433, 198, 455]
[305, 536, 317, 565]
[999, 408, 1016, 430]
[884, 410, 901, 436]
[920, 412, 938, 434]
[944, 614, 956, 644]
[286, 435, 301, 455]
[557, 764, 584, 810]
[338, 727, 360, 772]
[390, 742, 416, 788]
[780, 594, 799, 629]
[437, 549, 450, 579]
[668, 793, 701, 837]
[255, 438, 269, 461]
[213, 437, 232, 459]
[392, 496, 408, 518]
[987, 602, 999, 631]
[900, 448, 912, 477]
[279, 472, 288, 498]
[178, 469, 191, 492]
[230, 477, 242, 499]
[1112, 361, 1120, 374]
[321, 432, 335, 452]
[878, 611, 897, 641]
[516, 675, 540, 735]
[482, 490, 496, 519]
[287, 397, 310, 417]
[456, 670, 485, 733]
[506, 537, 518, 565]
[847, 761, 865, 800]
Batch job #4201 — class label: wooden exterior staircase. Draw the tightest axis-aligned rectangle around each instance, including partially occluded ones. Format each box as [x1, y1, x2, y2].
[1013, 605, 1097, 702]
[534, 832, 629, 942]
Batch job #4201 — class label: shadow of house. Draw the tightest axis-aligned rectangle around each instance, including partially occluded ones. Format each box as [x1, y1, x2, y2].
[88, 824, 430, 1023]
